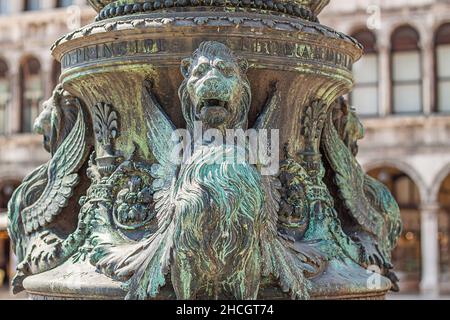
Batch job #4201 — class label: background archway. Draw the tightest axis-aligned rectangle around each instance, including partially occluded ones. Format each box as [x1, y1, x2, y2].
[367, 166, 422, 292]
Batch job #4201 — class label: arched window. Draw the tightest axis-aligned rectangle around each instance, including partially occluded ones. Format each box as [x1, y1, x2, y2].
[391, 26, 422, 114]
[351, 29, 379, 116]
[24, 0, 42, 11]
[368, 167, 422, 292]
[20, 56, 43, 133]
[57, 0, 74, 8]
[436, 24, 450, 113]
[0, 59, 9, 135]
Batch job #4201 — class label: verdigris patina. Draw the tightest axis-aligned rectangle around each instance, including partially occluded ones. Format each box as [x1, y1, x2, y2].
[8, 0, 402, 300]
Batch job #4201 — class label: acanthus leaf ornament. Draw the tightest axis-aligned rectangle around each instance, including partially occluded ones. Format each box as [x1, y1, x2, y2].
[92, 102, 122, 176]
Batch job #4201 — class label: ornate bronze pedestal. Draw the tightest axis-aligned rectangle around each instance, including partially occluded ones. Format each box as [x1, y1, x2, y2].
[8, 0, 402, 300]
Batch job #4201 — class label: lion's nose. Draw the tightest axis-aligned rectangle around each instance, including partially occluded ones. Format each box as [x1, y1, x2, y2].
[198, 77, 227, 98]
[204, 77, 221, 88]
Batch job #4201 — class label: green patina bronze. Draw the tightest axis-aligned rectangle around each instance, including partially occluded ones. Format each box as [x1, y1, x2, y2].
[7, 1, 401, 300]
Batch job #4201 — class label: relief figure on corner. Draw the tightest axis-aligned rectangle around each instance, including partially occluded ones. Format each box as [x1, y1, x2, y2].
[7, 84, 92, 292]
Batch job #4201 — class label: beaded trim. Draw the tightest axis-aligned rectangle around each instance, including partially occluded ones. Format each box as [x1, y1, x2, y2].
[96, 0, 319, 22]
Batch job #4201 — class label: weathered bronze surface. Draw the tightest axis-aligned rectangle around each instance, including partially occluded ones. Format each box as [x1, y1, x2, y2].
[8, 1, 402, 300]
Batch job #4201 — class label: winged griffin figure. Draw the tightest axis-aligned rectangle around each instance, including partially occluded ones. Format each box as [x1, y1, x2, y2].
[321, 98, 403, 290]
[91, 41, 323, 300]
[7, 85, 92, 292]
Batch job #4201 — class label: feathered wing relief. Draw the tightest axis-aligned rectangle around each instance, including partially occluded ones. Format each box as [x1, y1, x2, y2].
[321, 99, 402, 288]
[8, 165, 48, 261]
[7, 86, 92, 292]
[323, 113, 383, 237]
[364, 175, 403, 257]
[21, 110, 87, 235]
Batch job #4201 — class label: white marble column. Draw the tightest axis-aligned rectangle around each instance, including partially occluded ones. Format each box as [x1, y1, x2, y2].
[41, 0, 56, 10]
[420, 202, 440, 297]
[7, 56, 21, 134]
[377, 34, 391, 117]
[41, 56, 53, 99]
[8, 1, 23, 14]
[74, 0, 87, 6]
[421, 36, 434, 115]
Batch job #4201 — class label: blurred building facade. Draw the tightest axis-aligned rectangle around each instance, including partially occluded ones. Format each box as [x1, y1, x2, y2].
[0, 0, 449, 297]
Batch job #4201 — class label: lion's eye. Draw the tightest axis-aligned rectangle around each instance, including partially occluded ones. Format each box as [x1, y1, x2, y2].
[194, 64, 208, 77]
[216, 61, 225, 70]
[216, 62, 232, 77]
[222, 67, 233, 77]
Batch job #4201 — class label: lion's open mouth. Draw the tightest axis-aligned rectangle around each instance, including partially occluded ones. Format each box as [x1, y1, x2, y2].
[199, 99, 229, 110]
[197, 99, 230, 126]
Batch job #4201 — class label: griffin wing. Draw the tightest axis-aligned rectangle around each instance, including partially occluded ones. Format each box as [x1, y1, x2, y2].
[322, 111, 384, 239]
[92, 84, 179, 299]
[7, 164, 48, 260]
[20, 105, 89, 235]
[253, 82, 280, 131]
[364, 175, 402, 256]
[142, 81, 179, 168]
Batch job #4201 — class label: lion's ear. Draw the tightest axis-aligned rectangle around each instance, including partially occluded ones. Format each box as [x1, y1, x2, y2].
[180, 58, 192, 78]
[238, 58, 249, 73]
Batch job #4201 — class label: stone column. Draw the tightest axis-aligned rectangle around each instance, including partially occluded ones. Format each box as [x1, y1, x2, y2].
[421, 37, 434, 115]
[41, 0, 56, 10]
[74, 0, 87, 6]
[8, 57, 21, 134]
[8, 1, 23, 14]
[377, 33, 391, 117]
[420, 202, 440, 297]
[42, 57, 54, 99]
